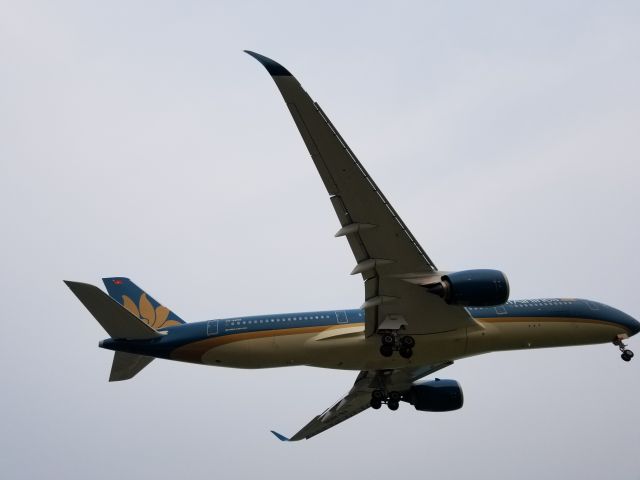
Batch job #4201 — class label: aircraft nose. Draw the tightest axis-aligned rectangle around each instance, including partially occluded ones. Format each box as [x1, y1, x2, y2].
[628, 316, 640, 336]
[610, 307, 640, 337]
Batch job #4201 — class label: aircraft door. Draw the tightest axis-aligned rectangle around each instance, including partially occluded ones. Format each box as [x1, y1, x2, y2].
[207, 320, 219, 336]
[336, 311, 348, 324]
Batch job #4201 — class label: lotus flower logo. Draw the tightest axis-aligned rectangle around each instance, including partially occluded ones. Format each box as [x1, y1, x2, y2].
[122, 293, 181, 329]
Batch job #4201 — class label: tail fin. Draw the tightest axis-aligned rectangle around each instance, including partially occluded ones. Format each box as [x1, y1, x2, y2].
[109, 351, 154, 382]
[64, 281, 162, 340]
[102, 277, 185, 329]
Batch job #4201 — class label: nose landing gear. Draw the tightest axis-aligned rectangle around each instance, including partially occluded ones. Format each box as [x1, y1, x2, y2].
[614, 337, 634, 362]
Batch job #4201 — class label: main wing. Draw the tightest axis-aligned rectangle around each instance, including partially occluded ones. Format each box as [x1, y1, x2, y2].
[271, 363, 452, 441]
[246, 51, 478, 336]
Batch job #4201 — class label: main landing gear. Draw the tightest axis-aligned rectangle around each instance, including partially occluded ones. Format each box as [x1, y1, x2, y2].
[370, 389, 402, 411]
[379, 332, 415, 358]
[614, 337, 634, 362]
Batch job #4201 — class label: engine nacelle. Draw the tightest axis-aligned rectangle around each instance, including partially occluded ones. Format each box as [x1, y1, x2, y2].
[425, 269, 509, 307]
[407, 379, 464, 412]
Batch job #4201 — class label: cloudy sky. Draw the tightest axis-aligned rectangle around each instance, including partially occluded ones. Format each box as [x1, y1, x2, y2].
[2, 1, 639, 478]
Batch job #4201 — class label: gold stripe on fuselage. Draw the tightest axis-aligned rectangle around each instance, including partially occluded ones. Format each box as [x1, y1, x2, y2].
[480, 315, 633, 332]
[170, 315, 630, 369]
[170, 323, 361, 363]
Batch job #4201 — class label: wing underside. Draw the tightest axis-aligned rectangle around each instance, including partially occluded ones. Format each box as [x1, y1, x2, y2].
[245, 51, 478, 337]
[246, 51, 473, 440]
[272, 362, 453, 441]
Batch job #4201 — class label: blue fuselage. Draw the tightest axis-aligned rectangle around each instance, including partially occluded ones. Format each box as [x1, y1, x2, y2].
[100, 298, 639, 370]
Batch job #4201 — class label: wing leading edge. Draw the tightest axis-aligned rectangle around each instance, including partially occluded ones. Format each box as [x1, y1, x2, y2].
[245, 51, 478, 337]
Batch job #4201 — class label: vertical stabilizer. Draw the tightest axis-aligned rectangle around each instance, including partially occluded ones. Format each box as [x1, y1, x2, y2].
[103, 277, 185, 328]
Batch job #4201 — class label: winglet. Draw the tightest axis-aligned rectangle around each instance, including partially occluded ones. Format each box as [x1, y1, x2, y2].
[244, 51, 292, 76]
[270, 430, 290, 442]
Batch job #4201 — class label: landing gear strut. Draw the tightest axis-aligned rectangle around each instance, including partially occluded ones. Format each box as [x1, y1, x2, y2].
[614, 337, 634, 362]
[378, 331, 415, 358]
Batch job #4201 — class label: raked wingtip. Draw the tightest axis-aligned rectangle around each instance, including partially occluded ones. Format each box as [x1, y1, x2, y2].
[270, 430, 290, 442]
[244, 50, 292, 77]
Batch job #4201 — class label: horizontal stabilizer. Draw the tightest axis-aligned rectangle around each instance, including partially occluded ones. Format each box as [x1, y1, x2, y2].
[64, 281, 162, 340]
[110, 351, 154, 382]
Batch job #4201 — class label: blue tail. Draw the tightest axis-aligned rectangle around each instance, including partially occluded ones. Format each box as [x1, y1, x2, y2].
[102, 277, 185, 328]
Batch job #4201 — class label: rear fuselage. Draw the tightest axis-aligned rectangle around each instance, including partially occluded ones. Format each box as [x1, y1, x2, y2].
[100, 298, 639, 371]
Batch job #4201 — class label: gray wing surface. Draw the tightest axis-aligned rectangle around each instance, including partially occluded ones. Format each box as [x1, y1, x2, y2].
[271, 362, 453, 441]
[246, 51, 478, 336]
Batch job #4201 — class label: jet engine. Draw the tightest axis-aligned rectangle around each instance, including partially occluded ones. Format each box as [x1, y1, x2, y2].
[424, 269, 509, 307]
[406, 379, 464, 412]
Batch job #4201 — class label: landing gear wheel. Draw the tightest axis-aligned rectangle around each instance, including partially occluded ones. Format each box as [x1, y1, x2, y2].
[370, 398, 382, 409]
[388, 391, 401, 402]
[614, 338, 633, 362]
[381, 334, 395, 346]
[388, 400, 399, 411]
[399, 346, 413, 359]
[372, 389, 385, 401]
[401, 336, 415, 348]
[380, 345, 394, 357]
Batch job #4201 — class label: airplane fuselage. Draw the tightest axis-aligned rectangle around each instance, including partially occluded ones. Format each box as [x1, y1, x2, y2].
[100, 297, 639, 371]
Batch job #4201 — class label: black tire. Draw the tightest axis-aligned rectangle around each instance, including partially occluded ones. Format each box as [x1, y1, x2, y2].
[399, 346, 413, 359]
[380, 345, 394, 357]
[381, 334, 394, 346]
[388, 391, 401, 402]
[372, 390, 385, 401]
[621, 353, 632, 362]
[623, 349, 634, 359]
[388, 400, 399, 411]
[401, 336, 415, 348]
[370, 398, 382, 409]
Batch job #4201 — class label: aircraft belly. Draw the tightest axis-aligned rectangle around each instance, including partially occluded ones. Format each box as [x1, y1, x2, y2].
[198, 326, 469, 370]
[467, 318, 623, 355]
[178, 318, 623, 369]
[201, 336, 285, 368]
[271, 327, 467, 370]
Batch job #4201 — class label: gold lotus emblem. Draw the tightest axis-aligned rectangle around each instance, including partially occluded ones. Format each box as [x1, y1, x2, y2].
[122, 293, 181, 329]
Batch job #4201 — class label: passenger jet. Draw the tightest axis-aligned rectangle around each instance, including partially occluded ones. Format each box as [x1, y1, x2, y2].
[65, 51, 639, 441]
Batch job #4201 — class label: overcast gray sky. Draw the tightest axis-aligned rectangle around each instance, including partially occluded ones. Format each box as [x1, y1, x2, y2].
[2, 1, 639, 478]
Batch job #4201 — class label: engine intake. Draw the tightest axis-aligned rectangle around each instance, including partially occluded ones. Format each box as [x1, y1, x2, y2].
[425, 269, 509, 307]
[406, 379, 463, 412]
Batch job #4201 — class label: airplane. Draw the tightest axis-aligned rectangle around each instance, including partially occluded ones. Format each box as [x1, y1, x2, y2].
[65, 51, 639, 442]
